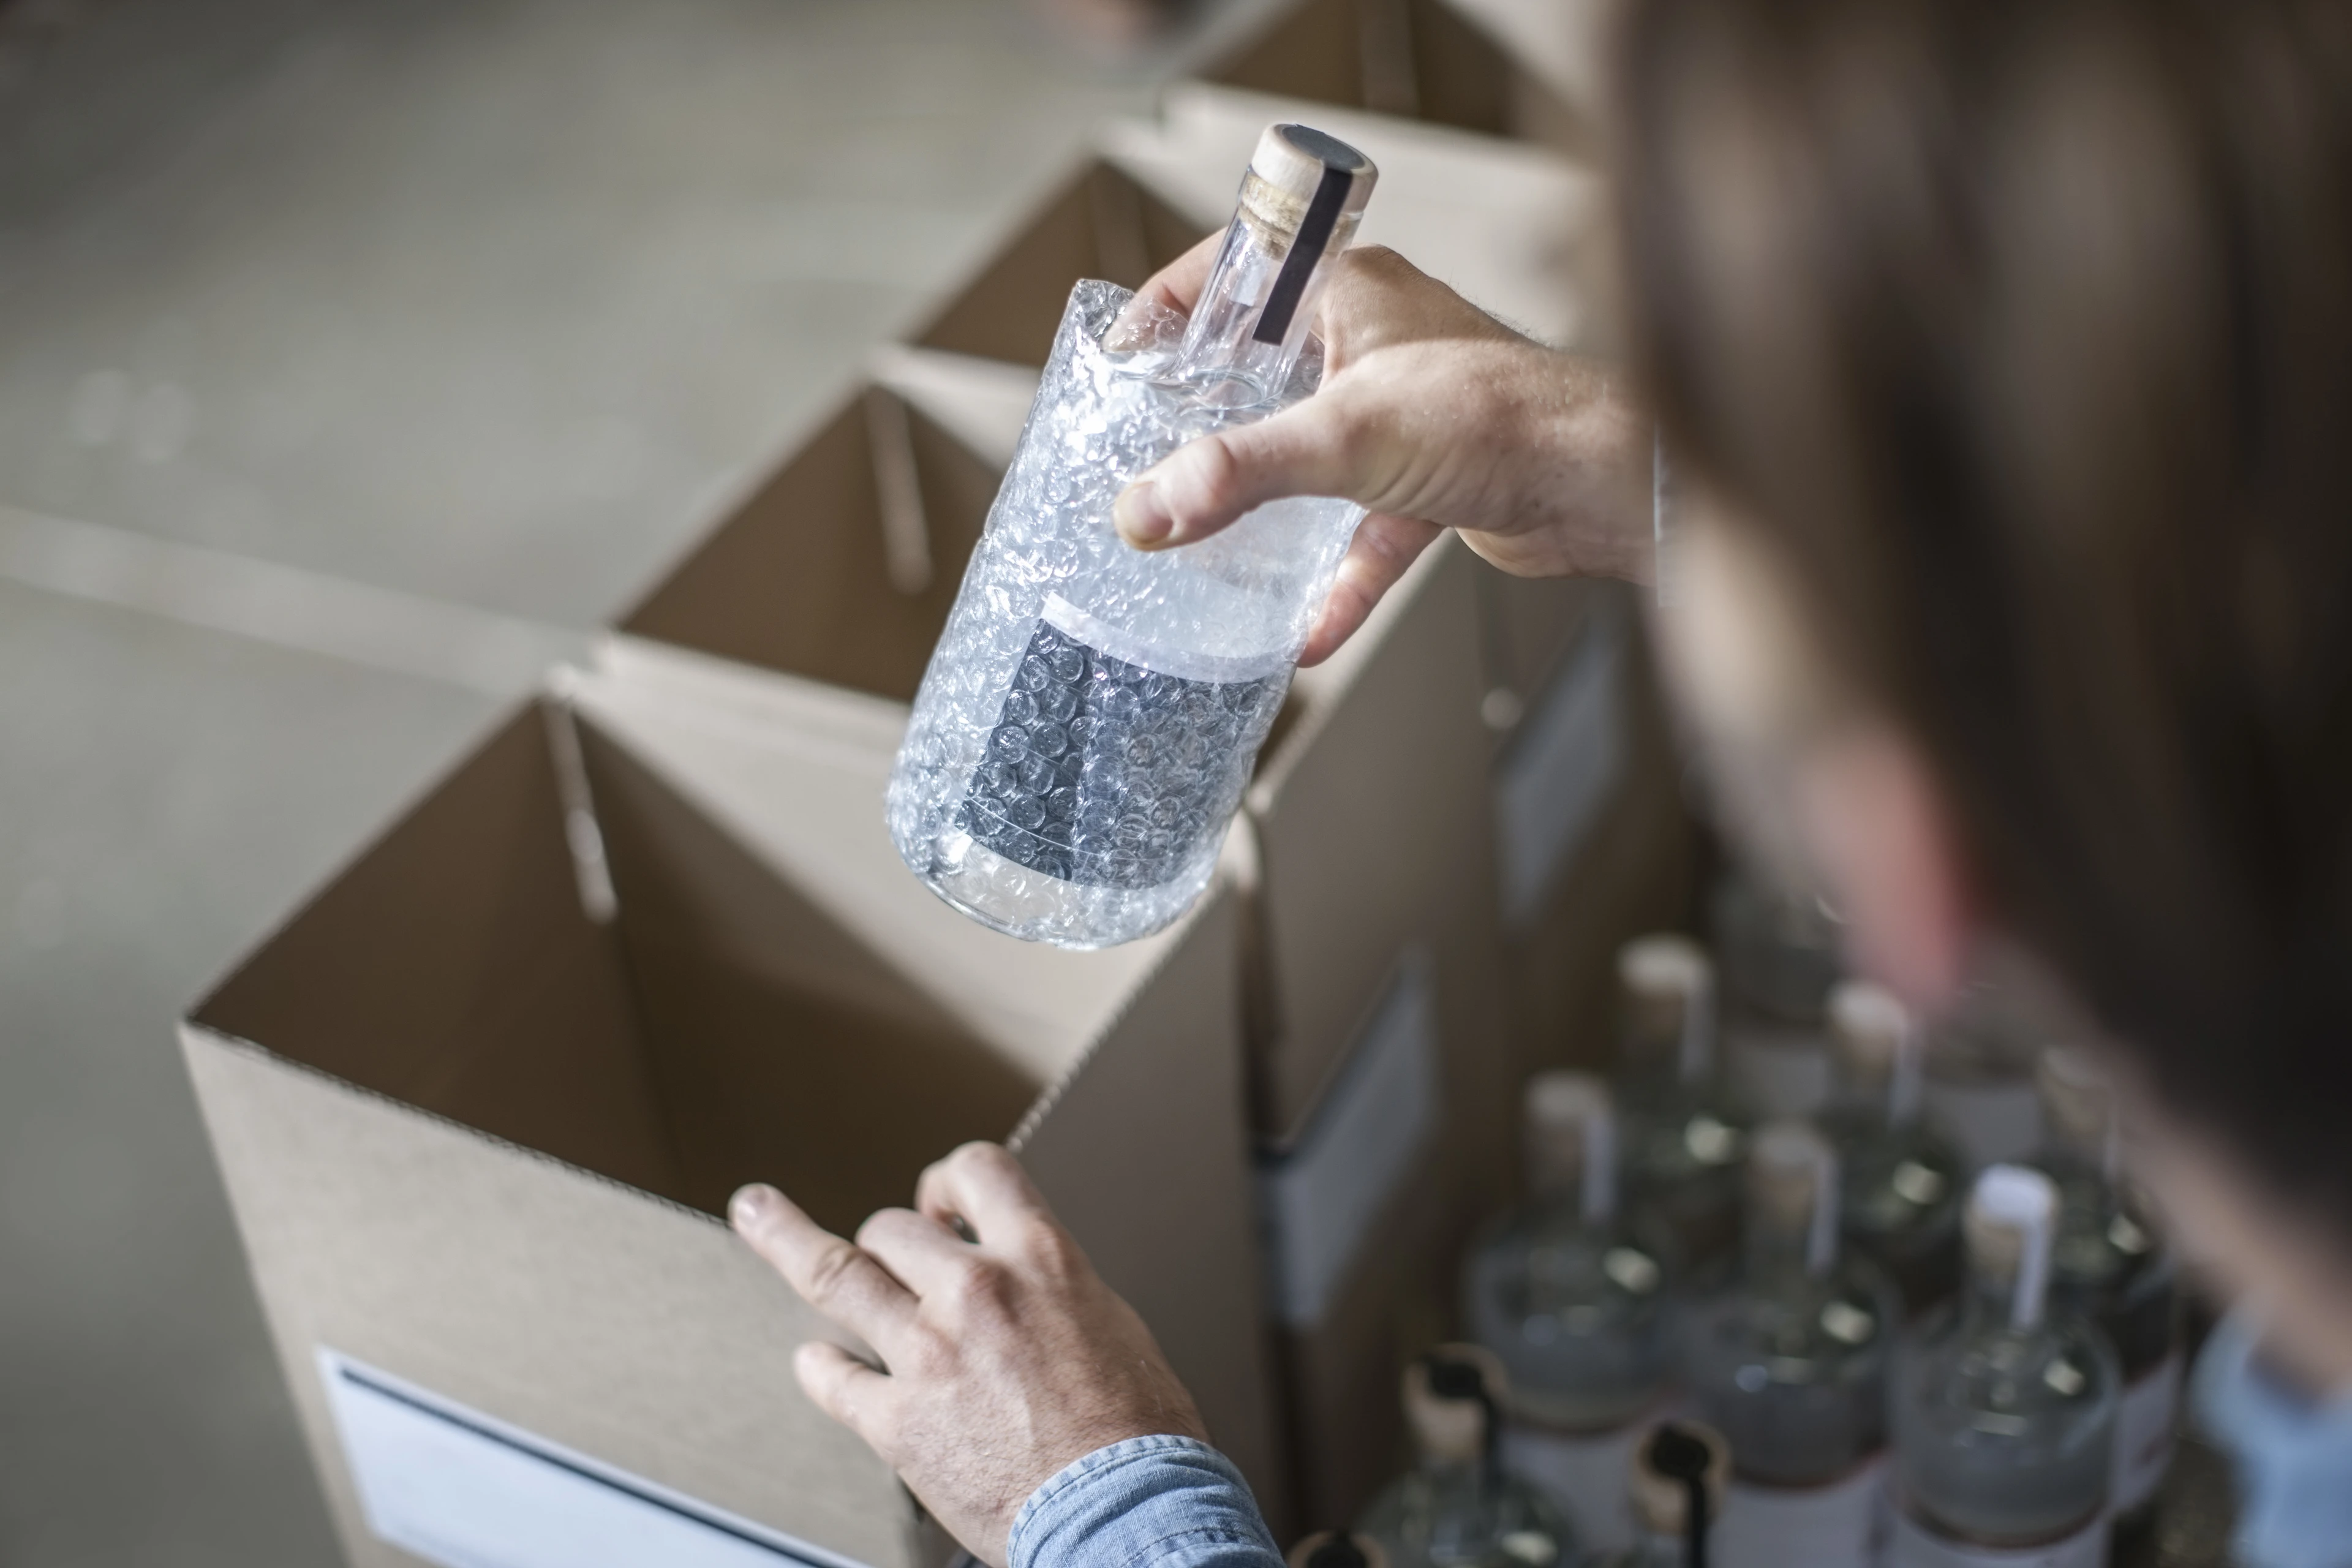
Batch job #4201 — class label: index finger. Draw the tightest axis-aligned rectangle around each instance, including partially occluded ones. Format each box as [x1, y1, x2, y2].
[913, 1143, 1054, 1249]
[730, 1184, 918, 1359]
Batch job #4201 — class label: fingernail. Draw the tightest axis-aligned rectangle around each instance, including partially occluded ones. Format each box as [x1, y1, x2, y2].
[1115, 478, 1172, 546]
[729, 1183, 779, 1232]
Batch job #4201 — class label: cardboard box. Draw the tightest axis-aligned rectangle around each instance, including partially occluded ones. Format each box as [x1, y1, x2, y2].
[1101, 83, 1608, 351]
[1205, 0, 1591, 153]
[182, 646, 1284, 1568]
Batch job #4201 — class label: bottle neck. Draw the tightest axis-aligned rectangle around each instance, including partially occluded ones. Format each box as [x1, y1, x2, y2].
[1169, 189, 1361, 405]
[1747, 1166, 1839, 1286]
[1529, 1114, 1618, 1227]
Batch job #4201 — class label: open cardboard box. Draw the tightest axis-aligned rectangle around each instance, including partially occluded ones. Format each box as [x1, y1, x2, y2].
[1205, 0, 1597, 153]
[181, 648, 1283, 1567]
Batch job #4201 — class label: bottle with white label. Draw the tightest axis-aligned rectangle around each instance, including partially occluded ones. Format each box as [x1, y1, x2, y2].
[1822, 981, 1966, 1319]
[1615, 935, 1751, 1278]
[1464, 1074, 1678, 1550]
[1890, 1164, 2118, 1568]
[2030, 1047, 2182, 1534]
[1358, 1346, 1577, 1568]
[1713, 875, 1844, 1118]
[1577, 1421, 1730, 1568]
[886, 124, 1377, 948]
[1682, 1120, 1895, 1568]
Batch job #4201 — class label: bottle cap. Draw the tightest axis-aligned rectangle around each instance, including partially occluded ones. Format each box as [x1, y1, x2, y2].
[1522, 1071, 1613, 1204]
[2037, 1044, 2116, 1150]
[1629, 1420, 1731, 1539]
[1747, 1119, 1840, 1275]
[1966, 1163, 2058, 1327]
[1287, 1532, 1389, 1568]
[1248, 123, 1379, 219]
[1619, 933, 1713, 1001]
[1828, 980, 1906, 1079]
[1403, 1344, 1507, 1463]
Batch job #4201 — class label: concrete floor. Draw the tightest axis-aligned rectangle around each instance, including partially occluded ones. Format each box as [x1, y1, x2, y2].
[0, 1, 1258, 1558]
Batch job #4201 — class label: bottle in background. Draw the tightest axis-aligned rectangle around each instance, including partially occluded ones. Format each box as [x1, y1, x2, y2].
[1290, 1531, 1393, 1568]
[1465, 1073, 1679, 1549]
[2032, 1047, 2184, 1531]
[886, 124, 1377, 947]
[1578, 1421, 1730, 1568]
[1615, 935, 1750, 1276]
[1920, 982, 2045, 1169]
[1822, 981, 1966, 1319]
[1712, 875, 1844, 1118]
[1890, 1164, 2118, 1567]
[1358, 1346, 1577, 1568]
[1683, 1120, 1894, 1568]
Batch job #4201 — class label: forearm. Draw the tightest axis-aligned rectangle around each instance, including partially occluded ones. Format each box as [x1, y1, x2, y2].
[1009, 1436, 1283, 1568]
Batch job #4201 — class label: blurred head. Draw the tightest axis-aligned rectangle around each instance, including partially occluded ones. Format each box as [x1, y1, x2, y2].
[1614, 0, 2352, 1382]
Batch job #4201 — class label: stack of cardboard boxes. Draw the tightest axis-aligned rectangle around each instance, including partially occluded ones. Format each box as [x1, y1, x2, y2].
[182, 2, 1697, 1561]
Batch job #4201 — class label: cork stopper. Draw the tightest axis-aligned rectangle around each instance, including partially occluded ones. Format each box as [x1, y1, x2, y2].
[1829, 980, 1921, 1124]
[1619, 934, 1716, 1080]
[1523, 1071, 1616, 1218]
[1966, 1164, 2058, 1328]
[1629, 1421, 1732, 1540]
[1747, 1120, 1840, 1275]
[1247, 123, 1378, 216]
[1287, 1533, 1389, 1568]
[1403, 1345, 1507, 1463]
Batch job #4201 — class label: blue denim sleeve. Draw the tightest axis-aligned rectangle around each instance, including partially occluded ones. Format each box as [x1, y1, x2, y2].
[1006, 1435, 1285, 1568]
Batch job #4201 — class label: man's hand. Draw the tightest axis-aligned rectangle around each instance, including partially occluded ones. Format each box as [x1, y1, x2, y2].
[730, 1144, 1205, 1567]
[1113, 236, 1654, 665]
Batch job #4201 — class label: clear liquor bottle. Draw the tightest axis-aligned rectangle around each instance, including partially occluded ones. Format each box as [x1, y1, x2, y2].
[1464, 1073, 1679, 1548]
[1576, 1422, 1729, 1568]
[1821, 981, 1966, 1318]
[1712, 874, 1845, 1118]
[2031, 1047, 2183, 1530]
[1358, 1346, 1577, 1568]
[1615, 935, 1749, 1276]
[1890, 1164, 2118, 1566]
[886, 124, 1378, 947]
[1682, 1121, 1896, 1566]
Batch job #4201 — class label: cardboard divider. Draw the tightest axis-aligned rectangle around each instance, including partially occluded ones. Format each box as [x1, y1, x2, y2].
[1204, 0, 1592, 153]
[910, 160, 1211, 370]
[184, 650, 1284, 1567]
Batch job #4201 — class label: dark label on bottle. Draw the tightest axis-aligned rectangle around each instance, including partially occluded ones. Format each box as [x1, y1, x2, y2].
[954, 600, 1286, 891]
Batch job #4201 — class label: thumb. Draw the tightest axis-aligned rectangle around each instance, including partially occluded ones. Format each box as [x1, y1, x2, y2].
[1114, 396, 1371, 550]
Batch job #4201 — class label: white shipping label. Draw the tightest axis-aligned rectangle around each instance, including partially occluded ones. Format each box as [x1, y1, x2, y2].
[1504, 1419, 1654, 1553]
[1889, 1509, 2108, 1568]
[2113, 1352, 2184, 1513]
[1494, 612, 1626, 929]
[317, 1350, 866, 1568]
[1716, 1455, 1889, 1568]
[1260, 952, 1440, 1328]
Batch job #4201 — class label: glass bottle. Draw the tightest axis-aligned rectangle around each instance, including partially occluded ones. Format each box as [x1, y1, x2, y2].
[1614, 935, 1749, 1276]
[1358, 1346, 1577, 1568]
[1711, 874, 1844, 1118]
[1820, 980, 1966, 1318]
[1464, 1073, 1679, 1550]
[1890, 1164, 2118, 1566]
[886, 124, 1378, 947]
[2032, 1046, 2183, 1530]
[1577, 1421, 1730, 1568]
[1682, 1121, 1895, 1566]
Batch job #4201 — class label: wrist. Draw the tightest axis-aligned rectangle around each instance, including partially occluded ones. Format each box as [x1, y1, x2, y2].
[1008, 1435, 1276, 1568]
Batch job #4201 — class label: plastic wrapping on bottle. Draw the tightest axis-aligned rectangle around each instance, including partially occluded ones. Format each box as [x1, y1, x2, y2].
[886, 279, 1364, 948]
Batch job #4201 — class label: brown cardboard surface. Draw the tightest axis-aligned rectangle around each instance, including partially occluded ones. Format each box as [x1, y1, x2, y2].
[910, 161, 1208, 370]
[185, 654, 1284, 1565]
[1205, 0, 1583, 151]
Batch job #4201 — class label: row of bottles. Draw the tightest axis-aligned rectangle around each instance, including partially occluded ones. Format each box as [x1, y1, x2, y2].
[1341, 927, 2185, 1568]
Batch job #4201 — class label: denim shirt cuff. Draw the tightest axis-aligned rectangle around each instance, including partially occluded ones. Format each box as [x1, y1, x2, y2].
[1007, 1434, 1282, 1568]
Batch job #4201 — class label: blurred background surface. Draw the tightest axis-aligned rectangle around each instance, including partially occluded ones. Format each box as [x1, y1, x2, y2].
[0, 0, 1234, 1558]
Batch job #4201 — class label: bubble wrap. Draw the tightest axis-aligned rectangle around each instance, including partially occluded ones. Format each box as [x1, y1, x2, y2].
[886, 281, 1364, 948]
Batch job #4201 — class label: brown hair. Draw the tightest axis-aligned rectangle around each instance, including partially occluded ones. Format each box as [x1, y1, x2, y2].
[1618, 0, 2352, 1217]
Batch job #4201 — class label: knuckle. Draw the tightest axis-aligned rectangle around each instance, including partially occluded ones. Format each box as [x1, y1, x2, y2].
[946, 1254, 1017, 1315]
[802, 1238, 867, 1305]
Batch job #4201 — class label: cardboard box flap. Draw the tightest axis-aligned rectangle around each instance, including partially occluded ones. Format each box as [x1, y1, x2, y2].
[618, 386, 999, 701]
[1103, 83, 1602, 347]
[869, 345, 1040, 472]
[1204, 0, 1534, 141]
[561, 652, 1174, 1085]
[1430, 0, 1608, 112]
